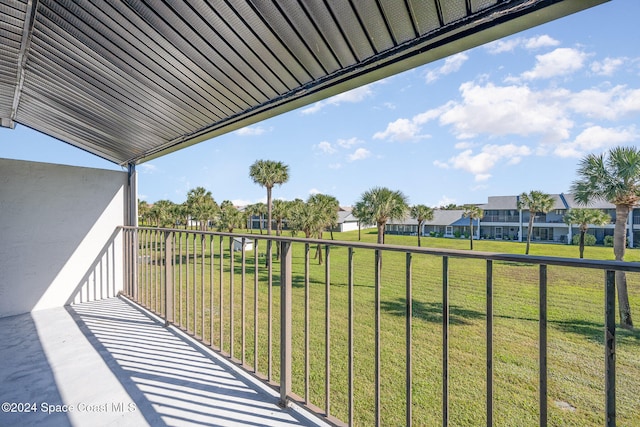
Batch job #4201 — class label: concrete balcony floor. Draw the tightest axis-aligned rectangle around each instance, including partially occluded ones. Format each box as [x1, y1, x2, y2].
[0, 297, 327, 427]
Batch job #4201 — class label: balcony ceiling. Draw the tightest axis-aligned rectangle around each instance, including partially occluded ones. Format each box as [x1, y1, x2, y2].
[1, 0, 607, 165]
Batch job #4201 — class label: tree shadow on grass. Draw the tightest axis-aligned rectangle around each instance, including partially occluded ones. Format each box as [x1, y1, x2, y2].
[381, 298, 485, 325]
[551, 318, 640, 347]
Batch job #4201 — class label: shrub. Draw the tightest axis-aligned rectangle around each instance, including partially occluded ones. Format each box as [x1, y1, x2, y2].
[604, 235, 614, 247]
[572, 233, 596, 246]
[453, 230, 461, 238]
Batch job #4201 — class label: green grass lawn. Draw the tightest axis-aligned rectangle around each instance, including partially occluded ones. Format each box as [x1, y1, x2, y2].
[135, 228, 640, 426]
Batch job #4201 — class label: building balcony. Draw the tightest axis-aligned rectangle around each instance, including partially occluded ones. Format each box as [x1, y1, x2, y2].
[3, 226, 639, 426]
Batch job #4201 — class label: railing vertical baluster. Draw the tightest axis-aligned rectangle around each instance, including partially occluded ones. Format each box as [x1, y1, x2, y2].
[267, 239, 273, 381]
[305, 243, 310, 403]
[132, 229, 138, 301]
[325, 245, 331, 417]
[193, 233, 197, 336]
[156, 229, 160, 313]
[124, 229, 128, 297]
[186, 232, 190, 332]
[539, 265, 548, 427]
[201, 234, 205, 340]
[375, 249, 382, 427]
[406, 252, 413, 427]
[149, 230, 153, 307]
[443, 256, 449, 427]
[348, 247, 354, 426]
[142, 230, 146, 306]
[279, 240, 293, 407]
[147, 230, 152, 307]
[178, 232, 183, 328]
[219, 236, 224, 353]
[210, 234, 215, 347]
[145, 230, 150, 307]
[241, 237, 246, 366]
[254, 239, 259, 372]
[165, 231, 174, 325]
[158, 230, 163, 315]
[173, 232, 177, 322]
[605, 270, 616, 427]
[230, 237, 235, 359]
[487, 259, 494, 427]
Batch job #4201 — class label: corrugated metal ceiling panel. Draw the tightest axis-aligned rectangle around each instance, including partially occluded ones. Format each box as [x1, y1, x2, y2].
[0, 0, 609, 165]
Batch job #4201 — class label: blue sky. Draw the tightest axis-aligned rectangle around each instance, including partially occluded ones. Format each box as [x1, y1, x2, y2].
[2, 0, 639, 208]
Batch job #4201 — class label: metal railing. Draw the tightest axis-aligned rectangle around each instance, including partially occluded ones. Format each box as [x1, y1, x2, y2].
[121, 226, 639, 426]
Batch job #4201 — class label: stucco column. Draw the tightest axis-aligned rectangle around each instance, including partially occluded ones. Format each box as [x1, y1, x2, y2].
[127, 163, 138, 227]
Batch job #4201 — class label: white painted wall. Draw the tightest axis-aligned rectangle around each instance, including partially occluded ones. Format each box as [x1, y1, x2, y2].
[0, 159, 128, 317]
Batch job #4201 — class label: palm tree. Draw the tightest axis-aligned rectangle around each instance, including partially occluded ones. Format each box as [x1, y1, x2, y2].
[217, 200, 244, 232]
[271, 199, 290, 238]
[286, 199, 305, 236]
[138, 199, 150, 225]
[571, 146, 640, 329]
[186, 187, 218, 230]
[355, 187, 409, 244]
[308, 194, 340, 264]
[563, 208, 611, 259]
[517, 190, 555, 255]
[352, 202, 366, 241]
[149, 200, 175, 227]
[247, 202, 267, 234]
[290, 200, 323, 239]
[410, 204, 434, 247]
[249, 160, 290, 236]
[462, 205, 483, 250]
[271, 199, 292, 260]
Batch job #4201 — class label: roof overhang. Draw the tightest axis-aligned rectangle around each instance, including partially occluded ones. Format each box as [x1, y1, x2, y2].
[1, 0, 609, 165]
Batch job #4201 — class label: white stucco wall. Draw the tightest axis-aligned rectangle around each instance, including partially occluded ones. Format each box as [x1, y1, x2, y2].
[0, 158, 128, 317]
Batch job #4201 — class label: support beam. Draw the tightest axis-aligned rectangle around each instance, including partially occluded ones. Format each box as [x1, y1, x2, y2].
[10, 0, 39, 127]
[127, 163, 137, 227]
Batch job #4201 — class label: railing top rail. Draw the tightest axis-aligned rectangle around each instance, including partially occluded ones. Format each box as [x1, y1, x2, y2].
[121, 226, 640, 272]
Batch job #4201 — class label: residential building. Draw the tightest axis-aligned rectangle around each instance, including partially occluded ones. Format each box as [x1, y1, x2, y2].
[386, 193, 639, 247]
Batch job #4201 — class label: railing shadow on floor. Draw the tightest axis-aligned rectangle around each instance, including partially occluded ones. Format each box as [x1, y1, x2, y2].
[66, 297, 321, 427]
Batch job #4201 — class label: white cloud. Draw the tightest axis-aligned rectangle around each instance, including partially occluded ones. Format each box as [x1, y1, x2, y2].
[425, 53, 468, 83]
[553, 125, 638, 158]
[437, 143, 532, 181]
[590, 57, 625, 76]
[485, 38, 521, 54]
[524, 35, 560, 50]
[454, 141, 475, 150]
[567, 85, 640, 120]
[301, 84, 374, 114]
[438, 82, 573, 141]
[328, 163, 342, 169]
[236, 125, 269, 136]
[314, 141, 337, 154]
[232, 199, 253, 207]
[348, 148, 371, 161]
[436, 196, 457, 207]
[372, 104, 449, 142]
[337, 137, 362, 148]
[521, 47, 588, 80]
[484, 35, 559, 54]
[308, 188, 321, 195]
[373, 118, 422, 141]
